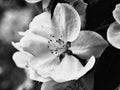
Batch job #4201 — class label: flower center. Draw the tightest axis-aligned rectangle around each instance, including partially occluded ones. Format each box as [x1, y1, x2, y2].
[47, 34, 71, 56]
[47, 34, 66, 54]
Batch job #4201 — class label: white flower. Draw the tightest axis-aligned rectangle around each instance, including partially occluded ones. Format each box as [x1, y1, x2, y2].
[25, 0, 50, 10]
[12, 3, 108, 87]
[107, 3, 120, 49]
[25, 0, 41, 3]
[113, 4, 120, 24]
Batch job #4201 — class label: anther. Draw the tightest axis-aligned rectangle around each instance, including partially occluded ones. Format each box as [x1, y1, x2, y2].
[50, 34, 55, 37]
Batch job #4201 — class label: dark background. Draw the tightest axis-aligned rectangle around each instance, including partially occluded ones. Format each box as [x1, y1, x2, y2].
[0, 0, 120, 90]
[84, 0, 120, 90]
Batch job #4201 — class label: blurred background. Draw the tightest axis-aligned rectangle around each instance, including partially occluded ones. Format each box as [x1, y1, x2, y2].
[0, 0, 42, 90]
[0, 0, 120, 90]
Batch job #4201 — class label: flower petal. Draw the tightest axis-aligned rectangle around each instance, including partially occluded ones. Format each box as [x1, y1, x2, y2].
[26, 68, 51, 82]
[52, 3, 81, 42]
[25, 0, 41, 3]
[30, 54, 60, 78]
[113, 4, 120, 24]
[13, 52, 52, 82]
[29, 12, 54, 39]
[18, 32, 52, 58]
[76, 56, 95, 79]
[13, 52, 32, 68]
[41, 80, 74, 90]
[51, 54, 95, 83]
[51, 54, 83, 82]
[70, 31, 108, 59]
[107, 21, 120, 49]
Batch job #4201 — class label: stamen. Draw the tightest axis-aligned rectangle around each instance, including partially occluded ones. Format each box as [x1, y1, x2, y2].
[59, 52, 65, 61]
[66, 42, 71, 48]
[47, 34, 66, 55]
